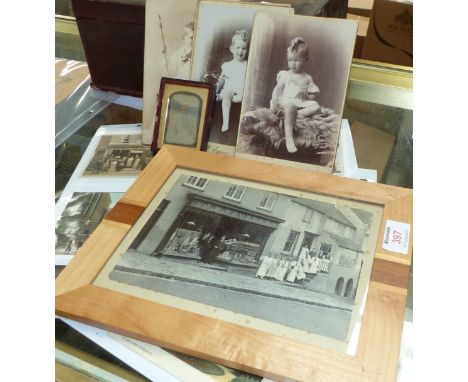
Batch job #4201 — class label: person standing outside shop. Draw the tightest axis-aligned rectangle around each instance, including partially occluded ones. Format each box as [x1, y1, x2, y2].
[265, 253, 280, 280]
[207, 234, 226, 264]
[256, 253, 272, 279]
[198, 228, 214, 263]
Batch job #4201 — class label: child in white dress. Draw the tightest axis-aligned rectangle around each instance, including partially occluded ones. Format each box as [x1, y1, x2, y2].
[169, 22, 194, 80]
[274, 256, 290, 282]
[216, 30, 249, 132]
[265, 253, 279, 279]
[270, 37, 321, 153]
[256, 254, 271, 279]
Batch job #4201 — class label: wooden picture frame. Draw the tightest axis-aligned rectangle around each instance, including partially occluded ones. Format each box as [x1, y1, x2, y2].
[152, 78, 214, 153]
[56, 145, 412, 382]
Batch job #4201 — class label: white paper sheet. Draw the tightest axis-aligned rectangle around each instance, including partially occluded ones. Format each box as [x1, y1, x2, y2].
[333, 119, 377, 182]
[55, 124, 147, 266]
[59, 317, 184, 382]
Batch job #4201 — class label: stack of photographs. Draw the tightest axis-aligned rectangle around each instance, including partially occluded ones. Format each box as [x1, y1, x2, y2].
[142, 0, 357, 176]
[190, 1, 294, 156]
[55, 124, 154, 265]
[54, 2, 414, 381]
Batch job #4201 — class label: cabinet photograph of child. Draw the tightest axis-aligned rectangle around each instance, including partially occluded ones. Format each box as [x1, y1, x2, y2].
[236, 13, 357, 173]
[190, 1, 293, 155]
[142, 0, 198, 144]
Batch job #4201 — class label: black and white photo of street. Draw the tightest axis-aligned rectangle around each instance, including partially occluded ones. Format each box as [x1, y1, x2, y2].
[108, 174, 379, 341]
[56, 192, 123, 256]
[83, 135, 153, 176]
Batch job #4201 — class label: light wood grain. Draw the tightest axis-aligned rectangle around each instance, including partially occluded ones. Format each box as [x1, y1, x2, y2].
[136, 145, 411, 206]
[119, 146, 177, 207]
[369, 281, 407, 296]
[356, 285, 407, 381]
[57, 285, 373, 382]
[56, 146, 413, 382]
[370, 259, 410, 289]
[56, 220, 131, 296]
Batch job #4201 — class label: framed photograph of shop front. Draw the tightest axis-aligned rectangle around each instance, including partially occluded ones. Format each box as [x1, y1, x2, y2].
[56, 145, 412, 382]
[152, 78, 214, 153]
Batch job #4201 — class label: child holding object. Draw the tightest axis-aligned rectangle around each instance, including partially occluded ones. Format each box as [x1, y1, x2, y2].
[216, 30, 249, 132]
[169, 22, 194, 80]
[270, 37, 321, 153]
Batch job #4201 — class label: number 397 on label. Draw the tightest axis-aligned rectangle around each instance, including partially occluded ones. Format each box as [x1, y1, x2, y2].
[382, 220, 411, 255]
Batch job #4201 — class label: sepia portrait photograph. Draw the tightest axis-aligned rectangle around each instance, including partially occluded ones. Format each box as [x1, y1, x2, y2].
[83, 134, 153, 176]
[142, 0, 199, 144]
[55, 192, 123, 256]
[190, 1, 293, 155]
[236, 13, 357, 173]
[95, 170, 382, 351]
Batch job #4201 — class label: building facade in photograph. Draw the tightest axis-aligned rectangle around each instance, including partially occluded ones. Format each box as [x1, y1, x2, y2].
[129, 175, 287, 265]
[86, 135, 152, 174]
[128, 174, 370, 299]
[268, 198, 370, 299]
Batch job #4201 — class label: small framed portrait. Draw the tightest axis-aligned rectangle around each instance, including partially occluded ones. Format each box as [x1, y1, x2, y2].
[152, 78, 215, 153]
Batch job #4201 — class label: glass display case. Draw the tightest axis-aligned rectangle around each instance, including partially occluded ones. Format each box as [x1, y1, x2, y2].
[55, 14, 412, 382]
[345, 59, 412, 188]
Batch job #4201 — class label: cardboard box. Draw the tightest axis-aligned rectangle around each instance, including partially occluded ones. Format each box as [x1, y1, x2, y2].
[347, 12, 370, 58]
[71, 0, 145, 97]
[362, 0, 412, 67]
[348, 0, 374, 17]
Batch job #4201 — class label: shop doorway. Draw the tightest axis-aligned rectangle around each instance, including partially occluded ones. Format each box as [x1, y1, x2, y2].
[157, 208, 221, 257]
[213, 217, 272, 266]
[129, 200, 169, 250]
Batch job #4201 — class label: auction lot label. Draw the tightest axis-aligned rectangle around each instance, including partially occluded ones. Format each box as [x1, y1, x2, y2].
[383, 220, 410, 254]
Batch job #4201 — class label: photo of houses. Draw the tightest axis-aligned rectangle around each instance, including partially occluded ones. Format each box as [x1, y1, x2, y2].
[109, 173, 379, 341]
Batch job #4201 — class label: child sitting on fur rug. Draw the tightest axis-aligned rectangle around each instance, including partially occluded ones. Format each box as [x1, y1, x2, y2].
[270, 37, 321, 153]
